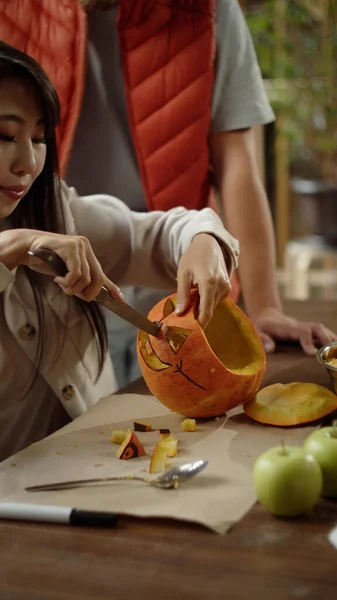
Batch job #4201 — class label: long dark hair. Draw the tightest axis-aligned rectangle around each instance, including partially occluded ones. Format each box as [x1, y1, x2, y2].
[0, 41, 108, 382]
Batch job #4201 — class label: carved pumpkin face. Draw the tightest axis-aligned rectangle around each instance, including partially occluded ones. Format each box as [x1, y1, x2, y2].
[137, 290, 266, 418]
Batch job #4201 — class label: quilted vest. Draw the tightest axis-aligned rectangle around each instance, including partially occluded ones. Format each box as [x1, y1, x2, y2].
[117, 0, 216, 211]
[0, 0, 87, 177]
[0, 0, 240, 300]
[0, 0, 215, 212]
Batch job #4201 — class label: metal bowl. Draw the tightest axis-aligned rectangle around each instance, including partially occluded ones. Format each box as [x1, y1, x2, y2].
[316, 342, 337, 394]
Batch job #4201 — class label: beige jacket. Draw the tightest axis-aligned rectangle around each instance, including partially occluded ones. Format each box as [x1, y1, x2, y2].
[0, 183, 239, 419]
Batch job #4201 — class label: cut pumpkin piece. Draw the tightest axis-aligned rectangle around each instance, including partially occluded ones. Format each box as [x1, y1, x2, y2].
[111, 429, 129, 445]
[134, 421, 152, 432]
[181, 418, 197, 432]
[159, 428, 171, 441]
[149, 442, 168, 473]
[327, 357, 337, 368]
[162, 435, 178, 457]
[244, 382, 337, 427]
[117, 432, 146, 460]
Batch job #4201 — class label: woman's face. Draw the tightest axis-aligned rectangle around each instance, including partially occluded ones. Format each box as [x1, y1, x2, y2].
[0, 78, 46, 220]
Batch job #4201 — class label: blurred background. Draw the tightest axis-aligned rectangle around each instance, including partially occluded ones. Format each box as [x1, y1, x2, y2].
[240, 0, 337, 300]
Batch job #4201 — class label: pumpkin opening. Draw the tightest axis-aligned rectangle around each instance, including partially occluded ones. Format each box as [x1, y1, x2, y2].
[138, 330, 171, 371]
[164, 326, 192, 353]
[163, 297, 176, 318]
[204, 301, 263, 374]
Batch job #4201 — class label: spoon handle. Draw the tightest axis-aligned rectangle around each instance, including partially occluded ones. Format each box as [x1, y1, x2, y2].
[25, 475, 149, 492]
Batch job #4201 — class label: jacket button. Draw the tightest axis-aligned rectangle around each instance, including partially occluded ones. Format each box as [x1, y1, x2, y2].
[62, 385, 76, 401]
[19, 324, 36, 340]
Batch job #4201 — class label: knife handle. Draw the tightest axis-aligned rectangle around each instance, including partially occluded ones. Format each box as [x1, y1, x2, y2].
[28, 248, 161, 337]
[27, 248, 68, 277]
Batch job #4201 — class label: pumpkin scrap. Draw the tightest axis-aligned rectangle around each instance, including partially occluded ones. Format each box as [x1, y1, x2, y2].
[162, 435, 178, 457]
[111, 429, 129, 445]
[159, 428, 171, 441]
[244, 382, 337, 427]
[181, 418, 197, 432]
[327, 357, 337, 368]
[117, 432, 146, 460]
[134, 421, 152, 432]
[137, 290, 266, 418]
[149, 442, 168, 473]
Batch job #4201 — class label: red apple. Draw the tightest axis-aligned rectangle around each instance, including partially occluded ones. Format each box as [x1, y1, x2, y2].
[303, 421, 337, 498]
[253, 444, 322, 517]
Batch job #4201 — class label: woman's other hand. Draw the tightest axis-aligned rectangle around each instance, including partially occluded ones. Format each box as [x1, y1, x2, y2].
[176, 233, 231, 328]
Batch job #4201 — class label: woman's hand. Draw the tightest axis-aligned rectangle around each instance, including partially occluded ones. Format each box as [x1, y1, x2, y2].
[176, 233, 231, 328]
[0, 228, 123, 302]
[29, 233, 124, 302]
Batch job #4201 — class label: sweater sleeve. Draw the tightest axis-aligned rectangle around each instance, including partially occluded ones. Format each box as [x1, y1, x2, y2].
[0, 263, 15, 294]
[62, 183, 240, 289]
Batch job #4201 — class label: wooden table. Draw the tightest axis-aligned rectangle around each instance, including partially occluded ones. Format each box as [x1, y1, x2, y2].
[1, 301, 337, 600]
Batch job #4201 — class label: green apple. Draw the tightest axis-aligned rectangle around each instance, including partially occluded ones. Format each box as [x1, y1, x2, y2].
[253, 444, 322, 517]
[303, 421, 337, 498]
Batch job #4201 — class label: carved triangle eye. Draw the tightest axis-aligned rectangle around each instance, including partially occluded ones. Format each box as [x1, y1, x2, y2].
[164, 326, 192, 354]
[138, 331, 172, 371]
[162, 297, 177, 318]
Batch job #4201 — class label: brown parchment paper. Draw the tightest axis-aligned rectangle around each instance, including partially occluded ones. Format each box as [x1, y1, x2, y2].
[0, 391, 317, 534]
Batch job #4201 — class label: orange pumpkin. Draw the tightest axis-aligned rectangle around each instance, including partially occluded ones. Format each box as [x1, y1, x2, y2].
[137, 290, 266, 418]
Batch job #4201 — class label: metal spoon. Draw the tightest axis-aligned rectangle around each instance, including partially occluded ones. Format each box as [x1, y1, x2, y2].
[25, 460, 209, 492]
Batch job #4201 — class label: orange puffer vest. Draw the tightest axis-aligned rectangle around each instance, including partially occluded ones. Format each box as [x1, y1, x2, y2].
[0, 0, 215, 212]
[0, 0, 240, 300]
[0, 0, 87, 178]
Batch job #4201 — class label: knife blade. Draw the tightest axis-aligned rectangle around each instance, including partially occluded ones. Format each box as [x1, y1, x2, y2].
[27, 248, 161, 337]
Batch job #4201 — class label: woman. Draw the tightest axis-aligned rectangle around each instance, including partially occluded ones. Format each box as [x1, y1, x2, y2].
[0, 41, 239, 461]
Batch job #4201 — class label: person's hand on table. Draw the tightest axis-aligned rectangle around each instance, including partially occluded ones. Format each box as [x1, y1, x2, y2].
[175, 233, 231, 329]
[251, 307, 337, 356]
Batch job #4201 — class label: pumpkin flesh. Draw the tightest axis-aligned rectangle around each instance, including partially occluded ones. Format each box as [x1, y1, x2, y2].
[244, 382, 337, 426]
